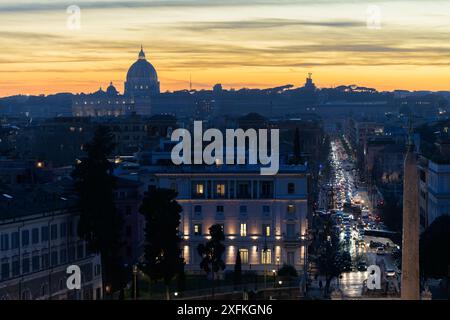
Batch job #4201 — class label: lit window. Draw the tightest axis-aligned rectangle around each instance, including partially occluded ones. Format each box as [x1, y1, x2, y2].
[239, 249, 249, 264]
[196, 184, 204, 195]
[194, 224, 202, 236]
[216, 184, 225, 196]
[262, 224, 271, 237]
[261, 249, 272, 265]
[240, 223, 247, 237]
[287, 205, 296, 214]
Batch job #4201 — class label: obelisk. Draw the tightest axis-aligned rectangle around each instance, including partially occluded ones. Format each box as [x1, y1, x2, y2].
[401, 138, 420, 299]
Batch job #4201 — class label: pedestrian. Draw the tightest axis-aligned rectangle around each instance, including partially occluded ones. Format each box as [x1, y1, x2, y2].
[319, 280, 323, 290]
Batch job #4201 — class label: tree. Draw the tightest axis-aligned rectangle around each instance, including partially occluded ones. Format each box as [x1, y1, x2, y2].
[233, 250, 242, 289]
[72, 125, 126, 296]
[292, 127, 302, 164]
[139, 188, 185, 300]
[176, 267, 186, 295]
[197, 224, 226, 298]
[313, 215, 346, 295]
[278, 264, 298, 278]
[420, 215, 450, 279]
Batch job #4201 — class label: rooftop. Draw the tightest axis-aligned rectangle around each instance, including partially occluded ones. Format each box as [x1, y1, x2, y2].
[116, 163, 308, 176]
[0, 182, 77, 221]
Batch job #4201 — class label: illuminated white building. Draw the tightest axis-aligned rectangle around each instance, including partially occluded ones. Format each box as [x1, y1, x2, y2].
[141, 164, 309, 275]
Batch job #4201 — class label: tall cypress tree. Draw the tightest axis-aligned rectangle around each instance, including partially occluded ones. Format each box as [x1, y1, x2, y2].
[72, 125, 126, 297]
[233, 250, 242, 289]
[292, 127, 302, 164]
[197, 224, 226, 298]
[139, 188, 185, 300]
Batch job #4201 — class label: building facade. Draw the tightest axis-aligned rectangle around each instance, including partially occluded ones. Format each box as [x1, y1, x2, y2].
[0, 187, 103, 300]
[139, 164, 309, 275]
[418, 156, 450, 230]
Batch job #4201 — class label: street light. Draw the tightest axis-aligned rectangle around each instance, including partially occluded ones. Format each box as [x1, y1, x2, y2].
[262, 234, 268, 290]
[272, 269, 276, 287]
[105, 285, 111, 300]
[132, 265, 138, 300]
[174, 292, 179, 297]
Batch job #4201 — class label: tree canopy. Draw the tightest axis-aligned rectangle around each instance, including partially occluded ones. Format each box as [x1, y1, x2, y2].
[420, 215, 450, 279]
[139, 187, 185, 299]
[72, 125, 126, 293]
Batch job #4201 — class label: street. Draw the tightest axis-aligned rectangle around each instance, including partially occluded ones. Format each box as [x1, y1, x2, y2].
[318, 137, 400, 299]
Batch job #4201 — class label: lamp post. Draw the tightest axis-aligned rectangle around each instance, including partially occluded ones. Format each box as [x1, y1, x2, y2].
[263, 235, 268, 290]
[272, 269, 276, 287]
[105, 285, 111, 300]
[132, 265, 138, 300]
[301, 232, 311, 296]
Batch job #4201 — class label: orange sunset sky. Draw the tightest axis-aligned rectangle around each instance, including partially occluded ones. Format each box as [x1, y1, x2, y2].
[1, 0, 450, 97]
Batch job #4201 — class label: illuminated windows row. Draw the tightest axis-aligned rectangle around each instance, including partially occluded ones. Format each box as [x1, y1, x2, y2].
[192, 181, 276, 198]
[192, 223, 271, 237]
[193, 205, 272, 215]
[238, 249, 272, 265]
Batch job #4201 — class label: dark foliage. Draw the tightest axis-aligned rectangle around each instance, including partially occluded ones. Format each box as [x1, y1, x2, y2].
[139, 188, 185, 299]
[420, 215, 450, 279]
[72, 125, 126, 293]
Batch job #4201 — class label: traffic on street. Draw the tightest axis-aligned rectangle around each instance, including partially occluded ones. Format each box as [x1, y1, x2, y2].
[316, 137, 401, 298]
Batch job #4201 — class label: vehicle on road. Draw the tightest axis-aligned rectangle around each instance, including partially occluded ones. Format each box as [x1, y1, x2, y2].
[386, 269, 396, 277]
[357, 240, 366, 248]
[357, 262, 368, 271]
[376, 247, 385, 255]
[369, 240, 383, 248]
[343, 262, 353, 272]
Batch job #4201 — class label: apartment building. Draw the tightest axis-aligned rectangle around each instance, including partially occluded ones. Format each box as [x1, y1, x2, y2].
[138, 164, 309, 275]
[0, 185, 102, 300]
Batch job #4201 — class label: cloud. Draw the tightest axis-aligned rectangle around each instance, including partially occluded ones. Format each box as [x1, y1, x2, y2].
[0, 31, 64, 41]
[0, 0, 315, 13]
[180, 18, 363, 31]
[1, 0, 446, 13]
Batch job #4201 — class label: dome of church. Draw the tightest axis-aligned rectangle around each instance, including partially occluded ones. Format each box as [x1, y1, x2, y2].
[106, 81, 118, 95]
[126, 46, 158, 82]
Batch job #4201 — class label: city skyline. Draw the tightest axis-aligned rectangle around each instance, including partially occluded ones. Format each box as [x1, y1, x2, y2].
[1, 0, 450, 97]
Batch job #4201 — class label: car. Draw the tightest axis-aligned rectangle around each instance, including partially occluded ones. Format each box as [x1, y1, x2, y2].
[357, 262, 367, 271]
[343, 265, 352, 272]
[376, 247, 385, 255]
[357, 240, 366, 248]
[369, 241, 377, 248]
[386, 269, 396, 277]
